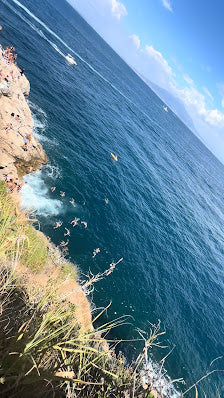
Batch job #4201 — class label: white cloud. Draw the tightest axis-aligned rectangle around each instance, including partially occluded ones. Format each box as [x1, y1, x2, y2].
[183, 74, 194, 86]
[145, 45, 174, 77]
[141, 45, 224, 129]
[172, 84, 224, 128]
[202, 86, 214, 103]
[204, 109, 224, 126]
[111, 0, 127, 19]
[129, 34, 140, 49]
[161, 0, 173, 12]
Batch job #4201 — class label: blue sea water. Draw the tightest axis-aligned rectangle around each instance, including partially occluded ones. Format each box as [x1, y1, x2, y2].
[1, 0, 224, 395]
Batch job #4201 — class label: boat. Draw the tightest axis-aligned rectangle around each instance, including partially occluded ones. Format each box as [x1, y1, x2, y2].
[111, 152, 118, 161]
[65, 54, 77, 66]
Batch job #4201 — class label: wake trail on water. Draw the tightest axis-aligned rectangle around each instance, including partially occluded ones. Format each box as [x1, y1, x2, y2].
[4, 0, 165, 133]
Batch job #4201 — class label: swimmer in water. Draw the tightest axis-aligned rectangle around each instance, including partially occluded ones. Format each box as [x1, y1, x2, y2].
[54, 221, 62, 229]
[64, 227, 70, 236]
[81, 221, 87, 228]
[60, 191, 65, 197]
[69, 198, 75, 205]
[92, 248, 100, 258]
[105, 198, 109, 204]
[60, 239, 69, 247]
[71, 218, 79, 227]
[51, 186, 56, 192]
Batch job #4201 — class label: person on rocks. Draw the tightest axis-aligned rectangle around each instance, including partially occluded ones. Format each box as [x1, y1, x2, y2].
[22, 134, 30, 151]
[17, 181, 26, 192]
[5, 123, 13, 132]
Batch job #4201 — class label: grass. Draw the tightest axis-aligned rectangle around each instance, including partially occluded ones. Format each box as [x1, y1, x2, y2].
[0, 262, 153, 397]
[21, 225, 48, 272]
[47, 243, 79, 281]
[0, 180, 48, 272]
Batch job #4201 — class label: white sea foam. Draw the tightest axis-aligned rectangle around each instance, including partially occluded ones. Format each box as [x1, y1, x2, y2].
[27, 100, 50, 142]
[141, 358, 181, 397]
[19, 98, 61, 216]
[21, 169, 62, 216]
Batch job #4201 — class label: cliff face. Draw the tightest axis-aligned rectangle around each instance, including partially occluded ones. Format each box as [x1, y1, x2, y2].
[0, 57, 48, 180]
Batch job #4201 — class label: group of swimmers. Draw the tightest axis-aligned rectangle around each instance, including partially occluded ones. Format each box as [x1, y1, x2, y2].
[50, 186, 107, 257]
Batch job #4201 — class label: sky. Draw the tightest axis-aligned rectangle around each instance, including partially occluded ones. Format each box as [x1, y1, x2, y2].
[66, 0, 224, 162]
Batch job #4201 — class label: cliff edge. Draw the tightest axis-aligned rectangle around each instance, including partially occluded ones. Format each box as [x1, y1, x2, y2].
[0, 53, 48, 180]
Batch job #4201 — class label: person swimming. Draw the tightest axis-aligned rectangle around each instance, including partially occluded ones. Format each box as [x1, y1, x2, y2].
[51, 186, 56, 192]
[64, 227, 70, 236]
[60, 191, 65, 197]
[69, 198, 75, 205]
[54, 221, 62, 229]
[81, 221, 87, 228]
[71, 218, 79, 227]
[105, 198, 109, 204]
[92, 248, 100, 258]
[60, 240, 69, 247]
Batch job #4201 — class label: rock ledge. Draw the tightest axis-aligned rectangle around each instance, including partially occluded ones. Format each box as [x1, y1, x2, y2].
[0, 52, 48, 180]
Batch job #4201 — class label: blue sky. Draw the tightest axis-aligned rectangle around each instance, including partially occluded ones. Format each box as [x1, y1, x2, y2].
[67, 0, 224, 161]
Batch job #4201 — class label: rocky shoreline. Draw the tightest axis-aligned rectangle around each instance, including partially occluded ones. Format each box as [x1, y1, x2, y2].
[0, 47, 48, 182]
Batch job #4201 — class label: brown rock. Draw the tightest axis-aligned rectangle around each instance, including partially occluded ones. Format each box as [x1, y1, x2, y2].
[0, 51, 48, 181]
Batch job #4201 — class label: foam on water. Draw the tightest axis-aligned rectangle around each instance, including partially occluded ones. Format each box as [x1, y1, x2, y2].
[27, 100, 50, 143]
[20, 100, 62, 216]
[141, 359, 181, 397]
[21, 169, 62, 216]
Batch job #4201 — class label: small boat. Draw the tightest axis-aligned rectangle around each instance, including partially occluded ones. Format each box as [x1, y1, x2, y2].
[111, 152, 118, 161]
[163, 105, 168, 112]
[65, 54, 77, 66]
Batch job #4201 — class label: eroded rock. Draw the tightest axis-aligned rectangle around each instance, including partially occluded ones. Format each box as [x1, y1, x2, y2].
[0, 53, 48, 181]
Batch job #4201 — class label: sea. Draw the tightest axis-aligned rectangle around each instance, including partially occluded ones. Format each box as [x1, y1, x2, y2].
[1, 0, 224, 396]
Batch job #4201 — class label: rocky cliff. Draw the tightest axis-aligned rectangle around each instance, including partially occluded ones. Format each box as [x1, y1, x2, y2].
[0, 55, 48, 180]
